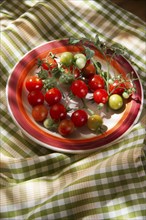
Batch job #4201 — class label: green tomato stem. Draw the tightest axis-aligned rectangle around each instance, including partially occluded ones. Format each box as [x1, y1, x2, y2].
[81, 98, 95, 115]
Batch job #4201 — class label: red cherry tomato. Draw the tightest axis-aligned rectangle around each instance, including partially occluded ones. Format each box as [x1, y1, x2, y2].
[70, 79, 88, 98]
[25, 75, 43, 92]
[58, 119, 75, 136]
[93, 89, 108, 104]
[50, 103, 67, 121]
[27, 90, 44, 106]
[42, 57, 57, 70]
[88, 75, 105, 91]
[48, 57, 57, 69]
[42, 63, 49, 70]
[70, 66, 81, 78]
[62, 66, 80, 78]
[71, 109, 88, 127]
[124, 80, 133, 90]
[32, 104, 48, 122]
[109, 80, 125, 95]
[45, 88, 62, 106]
[82, 63, 96, 78]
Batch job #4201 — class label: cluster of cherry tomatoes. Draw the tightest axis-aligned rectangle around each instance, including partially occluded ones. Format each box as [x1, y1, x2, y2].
[25, 50, 134, 136]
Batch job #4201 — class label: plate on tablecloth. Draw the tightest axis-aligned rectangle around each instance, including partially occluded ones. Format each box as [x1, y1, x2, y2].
[6, 39, 143, 153]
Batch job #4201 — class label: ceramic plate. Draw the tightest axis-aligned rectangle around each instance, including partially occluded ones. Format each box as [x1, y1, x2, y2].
[6, 39, 143, 153]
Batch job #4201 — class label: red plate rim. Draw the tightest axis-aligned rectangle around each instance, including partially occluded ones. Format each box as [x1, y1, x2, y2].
[6, 39, 143, 153]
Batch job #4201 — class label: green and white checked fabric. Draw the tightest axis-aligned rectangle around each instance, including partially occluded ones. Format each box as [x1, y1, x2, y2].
[0, 0, 146, 219]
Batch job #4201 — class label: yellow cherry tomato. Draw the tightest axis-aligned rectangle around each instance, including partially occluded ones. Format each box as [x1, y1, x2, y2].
[87, 114, 103, 131]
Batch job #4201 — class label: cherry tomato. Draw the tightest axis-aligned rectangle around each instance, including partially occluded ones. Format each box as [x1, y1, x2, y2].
[46, 57, 57, 69]
[50, 103, 67, 121]
[70, 79, 88, 98]
[74, 53, 86, 61]
[108, 94, 123, 110]
[88, 75, 105, 91]
[41, 56, 57, 71]
[32, 104, 48, 122]
[82, 62, 96, 78]
[25, 75, 43, 92]
[122, 91, 130, 99]
[75, 57, 86, 69]
[42, 63, 49, 70]
[124, 80, 133, 90]
[60, 52, 74, 66]
[87, 114, 103, 131]
[58, 119, 75, 136]
[109, 79, 125, 95]
[73, 68, 81, 78]
[45, 88, 62, 106]
[71, 109, 88, 127]
[69, 66, 81, 78]
[93, 89, 108, 104]
[27, 90, 44, 106]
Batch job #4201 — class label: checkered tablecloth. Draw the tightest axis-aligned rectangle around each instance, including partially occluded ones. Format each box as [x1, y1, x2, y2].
[0, 0, 146, 219]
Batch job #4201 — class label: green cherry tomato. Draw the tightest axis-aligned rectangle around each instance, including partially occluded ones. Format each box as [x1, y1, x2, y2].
[122, 91, 130, 99]
[74, 53, 86, 69]
[43, 118, 58, 130]
[87, 114, 103, 131]
[108, 94, 123, 110]
[75, 57, 86, 69]
[74, 53, 86, 60]
[60, 52, 74, 66]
